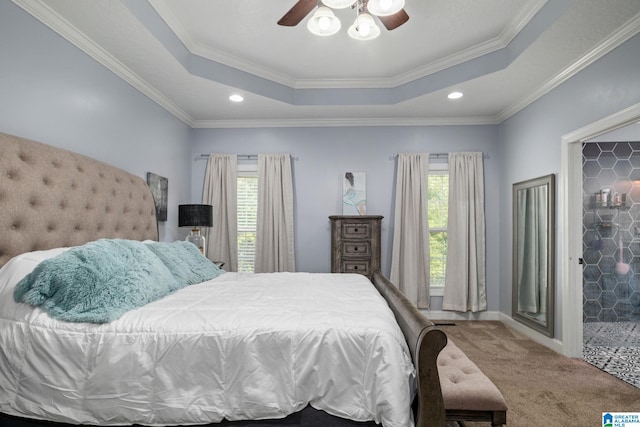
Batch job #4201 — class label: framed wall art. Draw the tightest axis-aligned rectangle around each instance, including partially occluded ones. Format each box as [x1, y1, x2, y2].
[342, 171, 366, 215]
[147, 172, 168, 222]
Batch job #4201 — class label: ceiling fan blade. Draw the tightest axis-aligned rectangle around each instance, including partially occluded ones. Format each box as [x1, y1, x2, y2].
[278, 0, 318, 26]
[378, 9, 409, 30]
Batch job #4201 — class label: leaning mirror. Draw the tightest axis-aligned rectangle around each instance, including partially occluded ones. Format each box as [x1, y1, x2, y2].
[512, 174, 555, 337]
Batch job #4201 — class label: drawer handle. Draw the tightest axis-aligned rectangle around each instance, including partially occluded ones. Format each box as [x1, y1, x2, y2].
[354, 266, 358, 270]
[354, 246, 359, 251]
[354, 228, 358, 232]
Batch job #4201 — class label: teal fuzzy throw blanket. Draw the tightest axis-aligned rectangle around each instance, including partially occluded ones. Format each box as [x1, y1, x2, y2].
[145, 240, 223, 285]
[13, 239, 221, 323]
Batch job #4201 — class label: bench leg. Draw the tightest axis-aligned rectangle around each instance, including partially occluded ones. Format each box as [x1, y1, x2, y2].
[492, 410, 507, 426]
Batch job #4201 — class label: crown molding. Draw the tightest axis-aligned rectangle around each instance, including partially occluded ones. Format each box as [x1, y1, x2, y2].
[191, 115, 499, 129]
[502, 0, 549, 45]
[146, 0, 298, 88]
[9, 0, 499, 129]
[16, 0, 634, 129]
[497, 11, 640, 123]
[117, 0, 572, 106]
[148, 0, 547, 90]
[294, 36, 509, 89]
[374, 0, 548, 89]
[11, 0, 195, 127]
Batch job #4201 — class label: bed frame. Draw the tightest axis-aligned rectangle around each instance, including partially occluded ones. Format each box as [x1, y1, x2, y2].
[0, 132, 448, 427]
[371, 271, 448, 426]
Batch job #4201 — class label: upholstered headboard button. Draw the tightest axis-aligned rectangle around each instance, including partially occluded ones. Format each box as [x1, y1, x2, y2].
[0, 132, 159, 268]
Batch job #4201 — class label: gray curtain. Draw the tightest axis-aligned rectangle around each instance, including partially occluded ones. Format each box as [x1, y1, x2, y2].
[255, 154, 295, 273]
[442, 152, 487, 312]
[517, 185, 548, 314]
[202, 153, 238, 271]
[390, 153, 430, 308]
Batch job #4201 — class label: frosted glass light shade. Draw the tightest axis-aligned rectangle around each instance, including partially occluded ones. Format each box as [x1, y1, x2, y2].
[307, 6, 341, 36]
[348, 13, 380, 40]
[321, 0, 355, 9]
[367, 0, 405, 16]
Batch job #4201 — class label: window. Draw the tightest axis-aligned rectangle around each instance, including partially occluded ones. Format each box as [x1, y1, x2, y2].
[428, 164, 448, 295]
[237, 164, 258, 272]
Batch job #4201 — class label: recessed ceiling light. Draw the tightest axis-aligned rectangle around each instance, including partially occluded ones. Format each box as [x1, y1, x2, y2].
[448, 91, 463, 100]
[229, 94, 244, 102]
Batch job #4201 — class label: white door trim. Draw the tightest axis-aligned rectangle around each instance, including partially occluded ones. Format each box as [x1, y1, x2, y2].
[560, 103, 640, 357]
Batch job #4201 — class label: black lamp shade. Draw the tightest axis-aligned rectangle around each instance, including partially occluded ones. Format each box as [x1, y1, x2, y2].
[179, 204, 213, 228]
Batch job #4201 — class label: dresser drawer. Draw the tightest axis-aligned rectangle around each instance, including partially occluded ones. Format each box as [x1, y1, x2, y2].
[342, 241, 371, 257]
[329, 215, 383, 278]
[342, 222, 371, 239]
[342, 260, 370, 276]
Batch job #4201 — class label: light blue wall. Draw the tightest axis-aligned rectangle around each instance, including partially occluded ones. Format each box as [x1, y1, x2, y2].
[587, 123, 640, 142]
[4, 0, 640, 330]
[499, 33, 640, 338]
[0, 2, 192, 242]
[190, 126, 501, 310]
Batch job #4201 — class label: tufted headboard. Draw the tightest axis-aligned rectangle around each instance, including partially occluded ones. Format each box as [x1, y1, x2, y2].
[0, 132, 159, 268]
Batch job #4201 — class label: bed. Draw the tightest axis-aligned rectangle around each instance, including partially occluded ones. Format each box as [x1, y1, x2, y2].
[0, 132, 448, 427]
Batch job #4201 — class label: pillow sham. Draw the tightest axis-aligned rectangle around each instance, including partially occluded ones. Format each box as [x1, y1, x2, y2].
[13, 239, 182, 323]
[144, 240, 224, 285]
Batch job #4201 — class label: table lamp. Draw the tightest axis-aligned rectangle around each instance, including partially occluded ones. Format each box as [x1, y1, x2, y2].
[178, 204, 213, 256]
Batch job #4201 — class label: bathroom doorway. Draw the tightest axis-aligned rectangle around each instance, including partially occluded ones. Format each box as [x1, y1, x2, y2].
[581, 130, 640, 387]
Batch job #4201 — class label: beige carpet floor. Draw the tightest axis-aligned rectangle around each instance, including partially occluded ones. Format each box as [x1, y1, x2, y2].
[436, 321, 640, 427]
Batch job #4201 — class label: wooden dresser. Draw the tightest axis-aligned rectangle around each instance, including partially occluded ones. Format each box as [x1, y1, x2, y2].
[329, 215, 383, 278]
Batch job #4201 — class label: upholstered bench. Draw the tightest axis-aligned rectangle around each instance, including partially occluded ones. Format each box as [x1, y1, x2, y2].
[437, 339, 508, 426]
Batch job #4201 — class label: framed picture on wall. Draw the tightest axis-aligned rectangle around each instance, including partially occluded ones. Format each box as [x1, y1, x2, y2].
[343, 171, 366, 215]
[147, 172, 168, 222]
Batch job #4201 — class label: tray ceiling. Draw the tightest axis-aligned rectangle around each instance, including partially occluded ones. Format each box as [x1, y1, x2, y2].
[14, 0, 640, 127]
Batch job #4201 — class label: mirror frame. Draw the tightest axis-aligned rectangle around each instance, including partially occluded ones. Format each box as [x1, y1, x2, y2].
[512, 174, 556, 337]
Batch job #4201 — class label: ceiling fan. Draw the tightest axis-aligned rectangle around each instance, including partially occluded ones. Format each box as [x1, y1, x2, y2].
[278, 0, 409, 32]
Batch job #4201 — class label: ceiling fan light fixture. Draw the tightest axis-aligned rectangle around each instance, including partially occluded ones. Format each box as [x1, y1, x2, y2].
[367, 0, 405, 16]
[348, 13, 380, 40]
[321, 0, 355, 9]
[307, 6, 342, 36]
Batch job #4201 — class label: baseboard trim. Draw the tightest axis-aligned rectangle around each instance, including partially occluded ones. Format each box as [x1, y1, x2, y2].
[421, 310, 567, 355]
[498, 313, 565, 355]
[421, 309, 502, 321]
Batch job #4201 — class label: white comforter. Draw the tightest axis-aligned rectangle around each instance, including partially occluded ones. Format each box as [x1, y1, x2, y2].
[0, 249, 415, 426]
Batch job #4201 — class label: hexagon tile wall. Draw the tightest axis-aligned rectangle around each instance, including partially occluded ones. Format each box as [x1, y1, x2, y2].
[583, 141, 640, 322]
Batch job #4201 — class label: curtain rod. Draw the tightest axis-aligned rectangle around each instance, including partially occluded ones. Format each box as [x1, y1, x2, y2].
[389, 152, 489, 160]
[195, 152, 486, 161]
[195, 154, 299, 161]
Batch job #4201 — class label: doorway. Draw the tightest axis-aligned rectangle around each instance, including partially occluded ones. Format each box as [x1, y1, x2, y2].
[580, 139, 640, 387]
[581, 140, 637, 324]
[562, 103, 640, 359]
